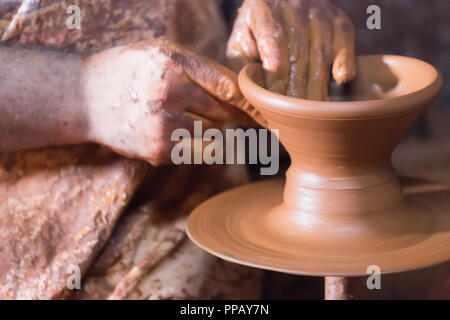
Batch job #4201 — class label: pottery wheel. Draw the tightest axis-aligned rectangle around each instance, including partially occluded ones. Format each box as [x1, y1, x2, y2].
[186, 178, 450, 276]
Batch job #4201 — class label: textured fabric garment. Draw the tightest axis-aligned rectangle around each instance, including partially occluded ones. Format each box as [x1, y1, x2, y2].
[0, 0, 263, 300]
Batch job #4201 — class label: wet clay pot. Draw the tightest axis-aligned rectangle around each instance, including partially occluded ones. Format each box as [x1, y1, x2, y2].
[187, 55, 450, 276]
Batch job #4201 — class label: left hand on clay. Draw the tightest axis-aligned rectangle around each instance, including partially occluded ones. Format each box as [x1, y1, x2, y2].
[81, 39, 260, 166]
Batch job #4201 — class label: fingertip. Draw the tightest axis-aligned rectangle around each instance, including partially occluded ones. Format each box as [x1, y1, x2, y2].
[332, 53, 357, 84]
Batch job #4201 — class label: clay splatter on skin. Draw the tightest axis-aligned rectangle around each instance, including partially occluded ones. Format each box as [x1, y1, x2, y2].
[128, 87, 139, 103]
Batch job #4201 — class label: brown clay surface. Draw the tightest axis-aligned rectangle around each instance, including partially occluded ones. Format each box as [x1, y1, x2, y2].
[187, 55, 450, 276]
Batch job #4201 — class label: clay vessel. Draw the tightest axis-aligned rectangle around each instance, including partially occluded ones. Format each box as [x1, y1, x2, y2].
[187, 55, 450, 276]
[239, 55, 443, 238]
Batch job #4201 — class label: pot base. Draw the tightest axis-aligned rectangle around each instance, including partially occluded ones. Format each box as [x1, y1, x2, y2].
[186, 177, 450, 276]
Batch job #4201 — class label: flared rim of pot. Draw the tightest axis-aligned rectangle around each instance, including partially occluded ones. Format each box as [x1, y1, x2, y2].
[238, 55, 443, 120]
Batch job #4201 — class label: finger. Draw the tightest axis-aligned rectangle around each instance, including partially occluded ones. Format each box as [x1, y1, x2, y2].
[237, 100, 268, 127]
[332, 9, 357, 84]
[247, 0, 290, 94]
[226, 3, 260, 72]
[306, 7, 333, 101]
[281, 0, 309, 98]
[182, 80, 258, 128]
[162, 42, 244, 107]
[158, 41, 264, 127]
[184, 70, 261, 128]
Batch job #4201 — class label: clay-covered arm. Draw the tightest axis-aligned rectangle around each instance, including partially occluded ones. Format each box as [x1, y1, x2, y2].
[0, 41, 258, 165]
[0, 46, 90, 152]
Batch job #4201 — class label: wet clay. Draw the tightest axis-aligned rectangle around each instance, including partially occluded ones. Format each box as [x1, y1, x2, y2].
[187, 55, 450, 276]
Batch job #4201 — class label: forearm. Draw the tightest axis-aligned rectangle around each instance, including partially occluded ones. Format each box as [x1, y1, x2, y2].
[0, 46, 90, 152]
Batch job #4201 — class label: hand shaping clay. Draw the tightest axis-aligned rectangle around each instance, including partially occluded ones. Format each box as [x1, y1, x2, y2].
[187, 55, 450, 276]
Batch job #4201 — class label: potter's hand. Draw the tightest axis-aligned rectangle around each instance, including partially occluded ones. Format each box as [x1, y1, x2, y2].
[82, 39, 257, 166]
[227, 0, 356, 100]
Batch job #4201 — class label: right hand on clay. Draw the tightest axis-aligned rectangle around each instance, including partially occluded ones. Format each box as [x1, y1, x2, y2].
[227, 0, 357, 100]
